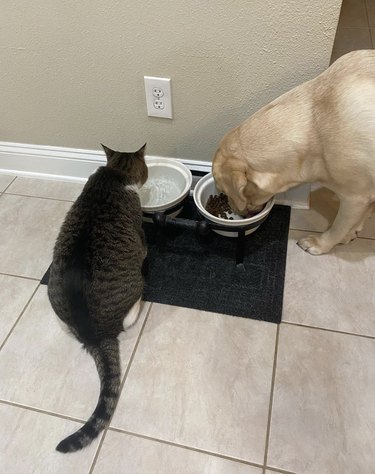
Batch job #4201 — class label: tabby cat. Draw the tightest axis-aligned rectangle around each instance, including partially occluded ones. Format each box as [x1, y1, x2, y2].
[48, 144, 148, 453]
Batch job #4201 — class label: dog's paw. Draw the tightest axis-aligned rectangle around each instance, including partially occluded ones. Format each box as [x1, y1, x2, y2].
[297, 235, 330, 255]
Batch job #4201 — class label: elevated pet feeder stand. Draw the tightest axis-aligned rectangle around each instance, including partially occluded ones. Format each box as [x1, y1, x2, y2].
[144, 199, 269, 266]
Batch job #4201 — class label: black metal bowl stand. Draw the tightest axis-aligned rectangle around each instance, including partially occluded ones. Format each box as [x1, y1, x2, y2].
[143, 196, 269, 266]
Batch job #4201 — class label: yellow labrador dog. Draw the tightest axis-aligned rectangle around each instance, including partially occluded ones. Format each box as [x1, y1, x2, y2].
[212, 50, 375, 255]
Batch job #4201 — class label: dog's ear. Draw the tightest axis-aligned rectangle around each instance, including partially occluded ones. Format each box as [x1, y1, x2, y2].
[228, 170, 248, 214]
[212, 149, 226, 191]
[251, 171, 279, 194]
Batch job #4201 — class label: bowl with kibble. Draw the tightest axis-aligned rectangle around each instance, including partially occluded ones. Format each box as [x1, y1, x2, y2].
[193, 173, 275, 237]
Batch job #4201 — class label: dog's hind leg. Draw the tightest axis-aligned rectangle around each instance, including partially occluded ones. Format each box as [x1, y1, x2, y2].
[297, 196, 372, 255]
[340, 203, 373, 244]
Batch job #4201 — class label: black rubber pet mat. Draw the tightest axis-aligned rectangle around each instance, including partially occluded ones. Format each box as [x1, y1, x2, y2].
[41, 198, 290, 324]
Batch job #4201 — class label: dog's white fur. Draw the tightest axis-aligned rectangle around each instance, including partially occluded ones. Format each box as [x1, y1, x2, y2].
[212, 50, 375, 254]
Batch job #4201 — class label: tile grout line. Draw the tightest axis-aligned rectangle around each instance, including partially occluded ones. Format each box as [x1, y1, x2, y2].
[282, 321, 375, 341]
[288, 226, 375, 241]
[0, 399, 295, 473]
[0, 399, 86, 424]
[265, 467, 297, 474]
[4, 192, 75, 203]
[1, 176, 17, 193]
[0, 271, 41, 281]
[88, 302, 153, 474]
[1, 322, 372, 410]
[287, 227, 322, 234]
[0, 283, 40, 352]
[107, 426, 264, 471]
[0, 397, 267, 472]
[262, 324, 280, 474]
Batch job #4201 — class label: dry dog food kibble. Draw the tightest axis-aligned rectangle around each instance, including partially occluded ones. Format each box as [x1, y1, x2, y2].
[205, 193, 264, 219]
[205, 193, 233, 219]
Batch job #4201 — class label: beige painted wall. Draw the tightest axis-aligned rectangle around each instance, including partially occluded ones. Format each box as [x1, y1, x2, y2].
[1, 0, 342, 162]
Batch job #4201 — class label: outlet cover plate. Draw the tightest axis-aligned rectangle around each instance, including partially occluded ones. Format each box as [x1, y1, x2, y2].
[144, 76, 173, 119]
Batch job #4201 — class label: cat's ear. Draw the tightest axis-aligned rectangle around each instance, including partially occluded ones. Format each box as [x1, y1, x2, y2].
[135, 143, 147, 160]
[101, 144, 115, 160]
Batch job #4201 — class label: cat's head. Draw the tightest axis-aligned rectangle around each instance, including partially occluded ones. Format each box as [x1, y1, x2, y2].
[101, 143, 148, 187]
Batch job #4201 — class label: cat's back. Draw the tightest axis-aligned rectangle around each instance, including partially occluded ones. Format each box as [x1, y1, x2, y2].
[49, 166, 145, 296]
[55, 166, 143, 254]
[48, 165, 145, 326]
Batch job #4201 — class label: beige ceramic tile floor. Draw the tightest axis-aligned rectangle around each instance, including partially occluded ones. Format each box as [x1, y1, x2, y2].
[0, 176, 374, 474]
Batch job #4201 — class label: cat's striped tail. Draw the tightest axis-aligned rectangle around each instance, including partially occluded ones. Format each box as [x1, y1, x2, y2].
[56, 338, 121, 453]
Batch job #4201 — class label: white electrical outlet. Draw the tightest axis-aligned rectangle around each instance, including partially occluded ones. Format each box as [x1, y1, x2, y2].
[144, 76, 172, 119]
[152, 87, 164, 98]
[153, 99, 165, 109]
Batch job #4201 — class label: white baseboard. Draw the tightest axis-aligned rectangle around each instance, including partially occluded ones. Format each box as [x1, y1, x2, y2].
[0, 141, 113, 183]
[275, 185, 311, 209]
[0, 141, 310, 208]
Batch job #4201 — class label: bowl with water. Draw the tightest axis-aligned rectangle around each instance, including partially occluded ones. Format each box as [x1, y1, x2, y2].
[139, 157, 192, 218]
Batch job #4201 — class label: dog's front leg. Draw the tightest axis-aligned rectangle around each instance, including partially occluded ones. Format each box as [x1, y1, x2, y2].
[297, 197, 371, 255]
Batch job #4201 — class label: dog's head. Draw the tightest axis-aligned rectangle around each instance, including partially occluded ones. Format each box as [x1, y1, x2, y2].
[212, 149, 275, 216]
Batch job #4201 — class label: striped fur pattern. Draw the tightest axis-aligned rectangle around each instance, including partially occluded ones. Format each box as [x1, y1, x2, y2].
[48, 144, 147, 453]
